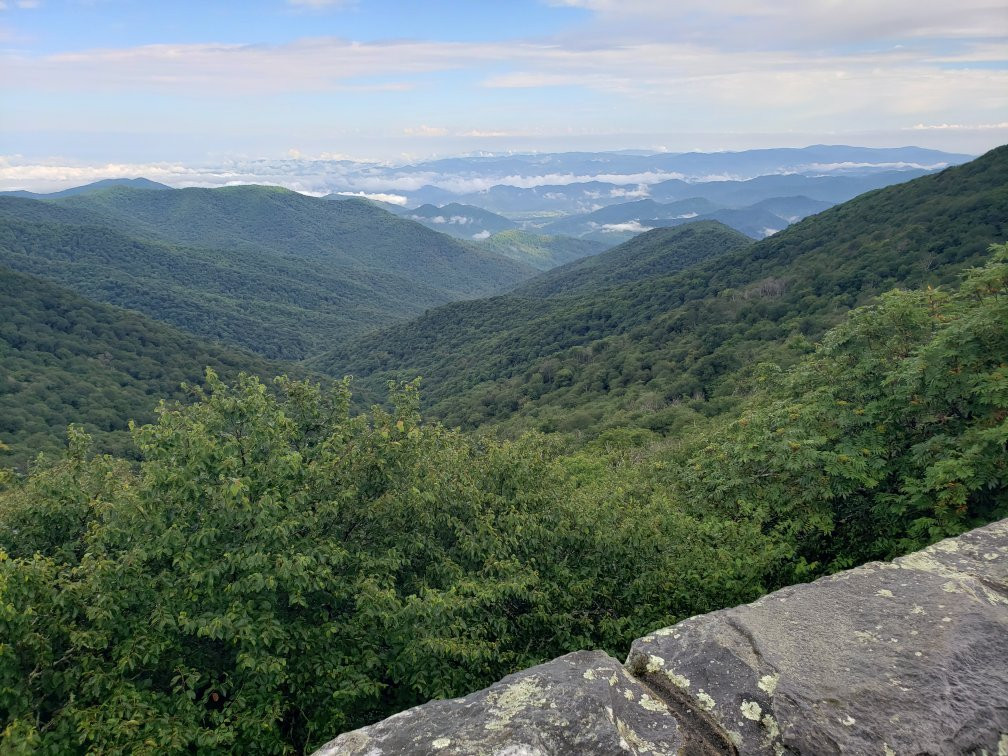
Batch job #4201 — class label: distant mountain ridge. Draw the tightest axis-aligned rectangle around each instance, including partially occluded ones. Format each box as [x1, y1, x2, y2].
[0, 185, 539, 360]
[0, 177, 171, 199]
[399, 202, 517, 239]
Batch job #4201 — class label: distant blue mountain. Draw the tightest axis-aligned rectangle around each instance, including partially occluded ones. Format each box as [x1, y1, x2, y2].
[0, 177, 172, 199]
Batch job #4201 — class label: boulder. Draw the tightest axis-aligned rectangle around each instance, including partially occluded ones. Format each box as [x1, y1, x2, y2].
[628, 518, 1008, 755]
[315, 650, 706, 755]
[314, 519, 1008, 755]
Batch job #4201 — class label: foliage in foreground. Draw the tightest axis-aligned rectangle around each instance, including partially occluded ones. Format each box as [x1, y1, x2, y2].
[1, 246, 1006, 753]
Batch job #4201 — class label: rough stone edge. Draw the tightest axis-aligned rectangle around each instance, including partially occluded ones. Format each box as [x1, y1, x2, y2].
[314, 518, 1008, 755]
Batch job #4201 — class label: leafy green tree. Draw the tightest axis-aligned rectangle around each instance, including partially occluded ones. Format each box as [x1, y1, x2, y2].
[672, 243, 1008, 575]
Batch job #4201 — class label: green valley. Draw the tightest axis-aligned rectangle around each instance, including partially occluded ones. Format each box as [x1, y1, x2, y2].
[313, 146, 1007, 435]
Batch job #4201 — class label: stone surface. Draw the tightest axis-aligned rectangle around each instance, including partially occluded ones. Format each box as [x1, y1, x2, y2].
[628, 518, 1008, 755]
[315, 650, 700, 755]
[314, 520, 1008, 755]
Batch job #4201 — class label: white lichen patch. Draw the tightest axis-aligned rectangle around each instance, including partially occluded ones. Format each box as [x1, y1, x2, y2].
[761, 714, 780, 741]
[840, 715, 856, 726]
[696, 690, 716, 711]
[652, 627, 677, 637]
[624, 689, 635, 701]
[583, 669, 596, 681]
[876, 589, 894, 597]
[609, 673, 620, 687]
[639, 694, 668, 713]
[854, 630, 880, 644]
[911, 605, 925, 615]
[758, 673, 780, 696]
[614, 717, 660, 753]
[741, 700, 763, 721]
[432, 738, 451, 749]
[984, 552, 1000, 560]
[998, 732, 1008, 756]
[941, 580, 961, 594]
[484, 677, 548, 732]
[645, 655, 665, 673]
[884, 745, 896, 756]
[665, 670, 690, 689]
[727, 731, 744, 748]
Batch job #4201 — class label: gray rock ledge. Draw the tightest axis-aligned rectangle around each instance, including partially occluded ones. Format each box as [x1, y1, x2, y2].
[315, 519, 1008, 755]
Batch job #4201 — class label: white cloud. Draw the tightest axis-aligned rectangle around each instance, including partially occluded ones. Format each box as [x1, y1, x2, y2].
[457, 129, 527, 138]
[609, 185, 649, 198]
[547, 0, 1008, 47]
[404, 125, 449, 137]
[797, 161, 952, 172]
[909, 122, 1008, 130]
[472, 230, 491, 239]
[336, 190, 408, 205]
[600, 220, 652, 233]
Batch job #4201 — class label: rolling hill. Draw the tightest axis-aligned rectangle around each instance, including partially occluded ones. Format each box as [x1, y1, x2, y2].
[0, 186, 539, 360]
[311, 145, 1008, 434]
[475, 230, 608, 270]
[400, 203, 517, 239]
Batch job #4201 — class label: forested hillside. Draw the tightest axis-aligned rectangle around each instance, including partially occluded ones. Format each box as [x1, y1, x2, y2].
[3, 243, 1005, 753]
[514, 221, 753, 297]
[314, 146, 1007, 434]
[0, 266, 283, 469]
[0, 187, 537, 359]
[476, 230, 608, 270]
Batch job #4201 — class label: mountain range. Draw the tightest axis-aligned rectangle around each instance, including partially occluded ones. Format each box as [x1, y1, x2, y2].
[311, 145, 1007, 434]
[0, 186, 537, 361]
[0, 145, 1001, 468]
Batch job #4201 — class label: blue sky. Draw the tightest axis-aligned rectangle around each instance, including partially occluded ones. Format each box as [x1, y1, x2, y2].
[1, 0, 1006, 188]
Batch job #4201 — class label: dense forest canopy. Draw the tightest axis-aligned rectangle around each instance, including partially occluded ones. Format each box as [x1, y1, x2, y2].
[0, 188, 538, 361]
[2, 244, 1006, 753]
[0, 265, 286, 469]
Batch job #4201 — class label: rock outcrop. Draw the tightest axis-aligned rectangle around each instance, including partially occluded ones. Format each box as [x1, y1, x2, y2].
[315, 519, 1008, 755]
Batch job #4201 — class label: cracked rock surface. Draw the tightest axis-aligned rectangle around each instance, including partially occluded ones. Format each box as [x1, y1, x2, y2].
[314, 519, 1008, 755]
[627, 518, 1008, 755]
[315, 650, 692, 755]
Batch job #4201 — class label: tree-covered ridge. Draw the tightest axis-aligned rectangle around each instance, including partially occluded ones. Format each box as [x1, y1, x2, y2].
[2, 245, 1005, 754]
[0, 210, 467, 361]
[314, 146, 1007, 433]
[306, 221, 752, 402]
[513, 221, 752, 297]
[475, 230, 608, 271]
[0, 265, 285, 469]
[0, 187, 539, 360]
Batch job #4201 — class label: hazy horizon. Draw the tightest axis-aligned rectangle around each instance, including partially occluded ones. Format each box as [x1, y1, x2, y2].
[2, 0, 1006, 191]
